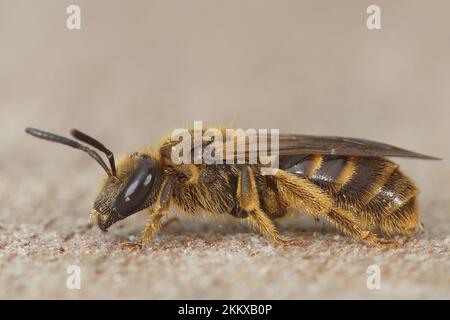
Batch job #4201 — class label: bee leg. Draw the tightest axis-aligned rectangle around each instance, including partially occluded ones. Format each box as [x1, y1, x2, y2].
[120, 210, 168, 251]
[140, 176, 175, 246]
[238, 165, 302, 246]
[324, 209, 399, 248]
[120, 176, 174, 250]
[248, 207, 304, 246]
[139, 210, 167, 246]
[120, 242, 143, 250]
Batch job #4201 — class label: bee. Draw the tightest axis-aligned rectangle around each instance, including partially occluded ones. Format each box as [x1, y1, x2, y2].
[25, 127, 439, 248]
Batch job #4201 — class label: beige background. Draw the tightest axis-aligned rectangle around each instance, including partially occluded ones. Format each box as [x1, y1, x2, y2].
[0, 0, 449, 299]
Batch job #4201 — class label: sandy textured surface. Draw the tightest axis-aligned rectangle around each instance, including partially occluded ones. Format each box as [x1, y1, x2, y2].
[0, 216, 449, 299]
[0, 0, 449, 299]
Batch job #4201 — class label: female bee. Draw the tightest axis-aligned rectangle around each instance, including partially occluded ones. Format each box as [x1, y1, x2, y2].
[25, 127, 438, 248]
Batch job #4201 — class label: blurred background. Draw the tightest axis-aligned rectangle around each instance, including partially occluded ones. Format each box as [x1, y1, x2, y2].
[0, 0, 448, 299]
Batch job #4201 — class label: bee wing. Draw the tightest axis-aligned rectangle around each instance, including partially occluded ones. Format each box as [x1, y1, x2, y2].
[273, 134, 440, 159]
[160, 132, 440, 163]
[226, 134, 440, 160]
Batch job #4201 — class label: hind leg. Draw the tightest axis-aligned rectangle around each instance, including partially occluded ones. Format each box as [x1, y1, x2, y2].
[273, 170, 398, 247]
[324, 208, 399, 248]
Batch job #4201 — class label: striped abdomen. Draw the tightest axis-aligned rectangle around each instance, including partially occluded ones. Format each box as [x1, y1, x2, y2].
[280, 155, 420, 234]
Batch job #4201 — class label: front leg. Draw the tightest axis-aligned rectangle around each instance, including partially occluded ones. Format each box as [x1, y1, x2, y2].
[120, 209, 168, 250]
[121, 176, 174, 250]
[140, 209, 168, 246]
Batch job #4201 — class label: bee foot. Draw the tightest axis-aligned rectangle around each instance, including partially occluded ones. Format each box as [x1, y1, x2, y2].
[375, 238, 400, 249]
[278, 236, 305, 247]
[120, 242, 143, 250]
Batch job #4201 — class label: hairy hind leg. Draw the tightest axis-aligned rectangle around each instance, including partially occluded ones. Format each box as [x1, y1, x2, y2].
[324, 208, 399, 248]
[273, 170, 397, 247]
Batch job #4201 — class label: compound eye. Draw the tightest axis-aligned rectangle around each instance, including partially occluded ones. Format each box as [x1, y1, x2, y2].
[113, 157, 155, 218]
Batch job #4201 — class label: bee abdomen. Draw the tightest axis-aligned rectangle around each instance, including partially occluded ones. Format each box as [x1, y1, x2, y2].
[382, 197, 419, 234]
[282, 155, 420, 234]
[281, 154, 348, 191]
[359, 167, 419, 233]
[334, 157, 399, 207]
[281, 155, 393, 199]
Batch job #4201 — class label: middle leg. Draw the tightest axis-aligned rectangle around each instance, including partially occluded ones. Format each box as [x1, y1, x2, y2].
[237, 165, 301, 245]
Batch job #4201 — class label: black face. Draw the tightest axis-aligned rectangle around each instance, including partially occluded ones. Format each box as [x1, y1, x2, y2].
[112, 157, 158, 219]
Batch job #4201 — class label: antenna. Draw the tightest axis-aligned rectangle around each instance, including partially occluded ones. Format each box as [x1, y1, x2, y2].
[25, 127, 113, 176]
[71, 129, 117, 176]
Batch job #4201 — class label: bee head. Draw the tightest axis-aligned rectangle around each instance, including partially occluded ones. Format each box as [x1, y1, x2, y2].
[25, 128, 161, 232]
[91, 153, 162, 231]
